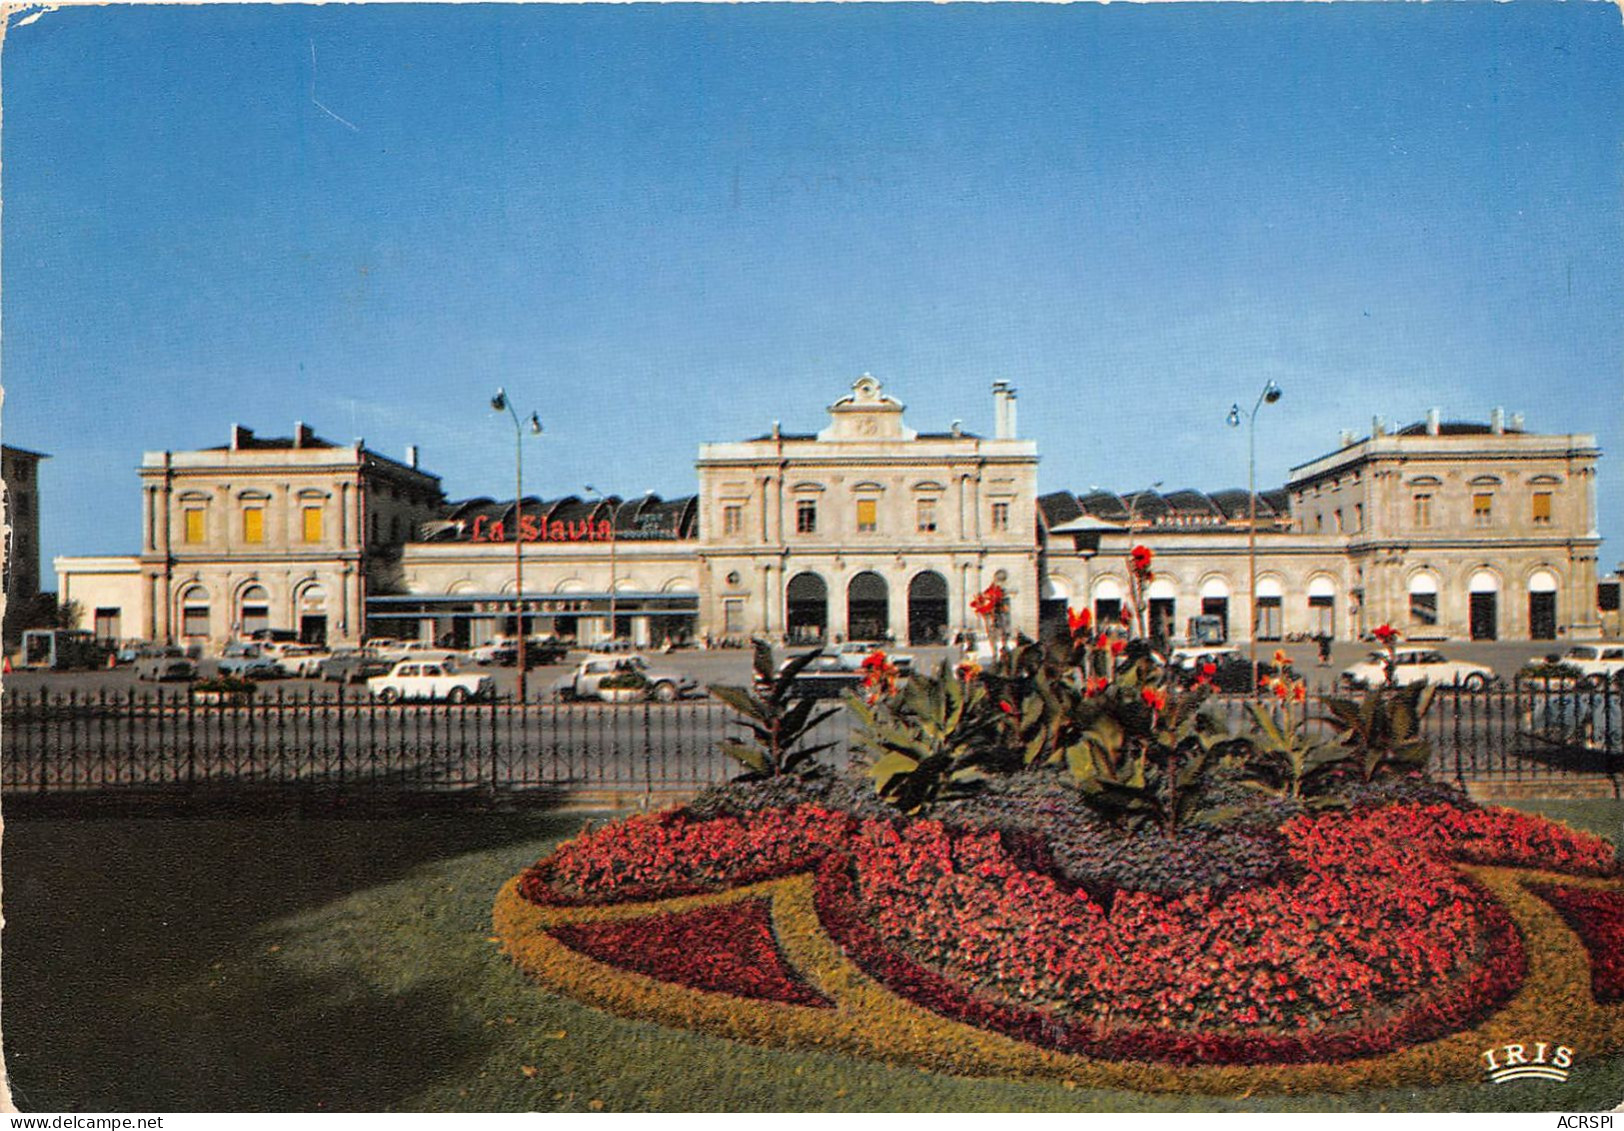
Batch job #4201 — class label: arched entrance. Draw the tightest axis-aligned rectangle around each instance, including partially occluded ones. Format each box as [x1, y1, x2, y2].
[1528, 570, 1558, 641]
[1408, 572, 1439, 629]
[1200, 577, 1231, 641]
[1254, 577, 1283, 642]
[786, 572, 828, 645]
[907, 571, 949, 645]
[1307, 576, 1336, 639]
[1040, 576, 1072, 641]
[1469, 570, 1500, 641]
[847, 571, 890, 642]
[1093, 577, 1124, 628]
[297, 583, 329, 646]
[180, 584, 211, 642]
[1147, 577, 1177, 644]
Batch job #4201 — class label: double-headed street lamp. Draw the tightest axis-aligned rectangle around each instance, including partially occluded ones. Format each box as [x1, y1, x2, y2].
[1227, 380, 1283, 693]
[491, 388, 542, 701]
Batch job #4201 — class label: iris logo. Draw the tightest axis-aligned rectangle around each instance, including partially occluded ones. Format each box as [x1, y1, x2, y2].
[1480, 1040, 1574, 1083]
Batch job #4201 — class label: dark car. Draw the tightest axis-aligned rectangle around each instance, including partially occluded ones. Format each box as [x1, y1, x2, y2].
[783, 653, 867, 699]
[1175, 654, 1296, 694]
[318, 650, 395, 684]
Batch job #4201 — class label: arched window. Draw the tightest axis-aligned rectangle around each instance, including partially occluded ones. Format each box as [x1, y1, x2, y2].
[239, 585, 270, 637]
[786, 572, 828, 644]
[1093, 577, 1124, 627]
[1469, 569, 1500, 641]
[1254, 577, 1284, 642]
[1307, 576, 1336, 638]
[847, 571, 889, 642]
[1408, 572, 1439, 628]
[907, 571, 949, 646]
[181, 585, 210, 639]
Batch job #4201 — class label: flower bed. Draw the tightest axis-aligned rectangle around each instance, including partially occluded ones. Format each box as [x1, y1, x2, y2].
[503, 785, 1624, 1089]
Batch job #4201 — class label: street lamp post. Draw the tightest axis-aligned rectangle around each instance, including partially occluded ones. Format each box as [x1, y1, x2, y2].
[584, 485, 617, 644]
[1227, 380, 1283, 693]
[492, 389, 542, 701]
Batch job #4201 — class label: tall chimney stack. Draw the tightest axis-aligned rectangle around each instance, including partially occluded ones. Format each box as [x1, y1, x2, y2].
[1490, 407, 1504, 435]
[1425, 408, 1441, 436]
[406, 444, 419, 469]
[992, 381, 1016, 439]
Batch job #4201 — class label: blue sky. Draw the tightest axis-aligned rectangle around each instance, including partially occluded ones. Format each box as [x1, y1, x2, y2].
[6, 3, 1622, 572]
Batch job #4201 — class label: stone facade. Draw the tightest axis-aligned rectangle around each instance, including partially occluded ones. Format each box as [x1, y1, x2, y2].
[57, 424, 443, 650]
[52, 390, 1609, 652]
[692, 377, 1039, 645]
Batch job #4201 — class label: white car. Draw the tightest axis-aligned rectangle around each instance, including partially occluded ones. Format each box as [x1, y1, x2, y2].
[829, 642, 916, 674]
[273, 644, 330, 678]
[551, 655, 698, 703]
[367, 660, 495, 704]
[1165, 645, 1243, 676]
[367, 640, 464, 666]
[1341, 648, 1498, 691]
[1529, 644, 1624, 688]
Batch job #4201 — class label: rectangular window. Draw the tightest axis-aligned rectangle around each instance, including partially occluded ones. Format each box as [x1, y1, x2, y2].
[182, 603, 210, 638]
[93, 607, 121, 642]
[1473, 493, 1493, 527]
[856, 498, 878, 533]
[1413, 494, 1433, 528]
[991, 501, 1010, 532]
[917, 498, 937, 533]
[1315, 513, 1323, 533]
[302, 505, 324, 543]
[722, 504, 743, 536]
[1532, 492, 1552, 525]
[1354, 503, 1364, 532]
[243, 506, 265, 544]
[796, 499, 817, 534]
[1333, 508, 1343, 534]
[183, 508, 205, 544]
[723, 598, 745, 635]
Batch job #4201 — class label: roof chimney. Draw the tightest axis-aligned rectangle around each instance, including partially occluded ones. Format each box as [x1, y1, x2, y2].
[1511, 412, 1525, 432]
[950, 419, 963, 438]
[294, 421, 314, 448]
[1338, 429, 1355, 448]
[230, 424, 253, 450]
[1371, 416, 1385, 438]
[992, 381, 1016, 440]
[1490, 407, 1505, 435]
[406, 444, 419, 469]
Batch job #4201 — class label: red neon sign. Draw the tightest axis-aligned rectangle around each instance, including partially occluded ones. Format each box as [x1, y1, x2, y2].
[467, 515, 614, 543]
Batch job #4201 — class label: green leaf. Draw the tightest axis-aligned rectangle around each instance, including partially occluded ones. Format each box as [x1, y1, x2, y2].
[709, 684, 769, 723]
[719, 741, 769, 774]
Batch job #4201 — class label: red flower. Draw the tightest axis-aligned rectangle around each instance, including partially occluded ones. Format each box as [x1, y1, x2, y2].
[1141, 686, 1168, 712]
[998, 699, 1018, 716]
[1109, 637, 1127, 657]
[1119, 607, 1134, 627]
[1201, 662, 1217, 677]
[1084, 676, 1108, 697]
[1273, 649, 1290, 667]
[1373, 624, 1399, 646]
[970, 584, 1006, 618]
[1292, 682, 1307, 704]
[860, 650, 899, 694]
[1066, 606, 1092, 636]
[1130, 544, 1154, 575]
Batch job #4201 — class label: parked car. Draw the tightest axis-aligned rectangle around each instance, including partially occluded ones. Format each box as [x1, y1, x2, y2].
[1166, 646, 1243, 679]
[1169, 651, 1296, 693]
[216, 643, 285, 680]
[469, 637, 570, 666]
[1341, 648, 1498, 691]
[1528, 644, 1624, 689]
[367, 660, 495, 704]
[134, 647, 198, 682]
[551, 655, 698, 703]
[1523, 691, 1624, 755]
[829, 641, 916, 674]
[781, 652, 866, 699]
[273, 644, 330, 678]
[318, 650, 395, 685]
[367, 640, 464, 665]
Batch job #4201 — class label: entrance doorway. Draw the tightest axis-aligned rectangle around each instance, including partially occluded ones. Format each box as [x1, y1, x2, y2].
[847, 572, 890, 642]
[907, 571, 949, 645]
[1528, 570, 1558, 641]
[786, 572, 828, 644]
[1469, 570, 1499, 641]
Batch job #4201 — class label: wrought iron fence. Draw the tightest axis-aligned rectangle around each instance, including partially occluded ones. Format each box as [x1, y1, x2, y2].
[1, 678, 1618, 805]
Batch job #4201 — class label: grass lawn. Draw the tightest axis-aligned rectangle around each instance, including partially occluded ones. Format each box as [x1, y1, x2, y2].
[3, 799, 1621, 1112]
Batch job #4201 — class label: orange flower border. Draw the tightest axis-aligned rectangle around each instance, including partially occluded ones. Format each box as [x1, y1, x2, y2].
[494, 865, 1624, 1095]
